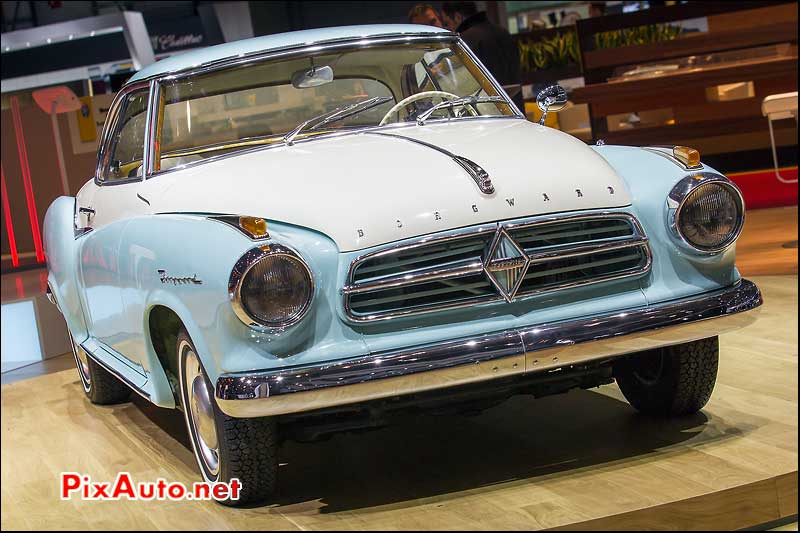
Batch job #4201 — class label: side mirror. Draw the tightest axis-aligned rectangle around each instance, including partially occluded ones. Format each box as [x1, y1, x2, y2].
[291, 65, 334, 89]
[536, 84, 568, 126]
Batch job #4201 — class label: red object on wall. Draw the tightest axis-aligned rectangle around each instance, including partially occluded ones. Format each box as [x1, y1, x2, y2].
[1, 162, 20, 267]
[727, 167, 798, 210]
[9, 96, 45, 263]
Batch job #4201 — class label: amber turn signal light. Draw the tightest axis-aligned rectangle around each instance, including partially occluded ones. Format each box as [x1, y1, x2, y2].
[673, 146, 701, 168]
[239, 216, 269, 239]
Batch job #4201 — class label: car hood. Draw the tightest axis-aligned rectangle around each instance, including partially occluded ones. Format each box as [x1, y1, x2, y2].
[152, 118, 631, 252]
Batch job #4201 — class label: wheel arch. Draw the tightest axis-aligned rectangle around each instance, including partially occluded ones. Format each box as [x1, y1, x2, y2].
[142, 294, 218, 410]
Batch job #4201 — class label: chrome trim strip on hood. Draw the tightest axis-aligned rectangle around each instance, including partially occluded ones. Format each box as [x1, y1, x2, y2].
[365, 131, 495, 195]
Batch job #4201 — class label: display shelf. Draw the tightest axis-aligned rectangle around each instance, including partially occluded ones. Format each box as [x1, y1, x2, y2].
[582, 21, 799, 76]
[571, 1, 798, 153]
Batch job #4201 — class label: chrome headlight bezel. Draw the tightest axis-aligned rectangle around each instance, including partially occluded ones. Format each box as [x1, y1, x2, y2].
[228, 243, 314, 331]
[667, 172, 745, 254]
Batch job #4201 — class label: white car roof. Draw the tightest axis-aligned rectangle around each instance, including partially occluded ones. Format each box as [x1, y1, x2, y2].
[129, 24, 452, 83]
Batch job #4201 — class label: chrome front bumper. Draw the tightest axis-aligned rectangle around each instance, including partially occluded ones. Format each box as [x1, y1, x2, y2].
[216, 279, 762, 418]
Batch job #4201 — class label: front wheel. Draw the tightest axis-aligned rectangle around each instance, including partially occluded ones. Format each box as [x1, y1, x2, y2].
[177, 329, 278, 506]
[614, 337, 719, 416]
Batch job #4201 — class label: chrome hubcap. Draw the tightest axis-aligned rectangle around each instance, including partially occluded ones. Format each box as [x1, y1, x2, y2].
[182, 346, 219, 477]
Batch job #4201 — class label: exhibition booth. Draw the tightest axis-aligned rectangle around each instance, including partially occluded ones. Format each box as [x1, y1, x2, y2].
[1, 1, 796, 530]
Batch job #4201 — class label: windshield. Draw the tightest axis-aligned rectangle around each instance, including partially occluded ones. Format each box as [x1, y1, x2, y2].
[154, 40, 515, 172]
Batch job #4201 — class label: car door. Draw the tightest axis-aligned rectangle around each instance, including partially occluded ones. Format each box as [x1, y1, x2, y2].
[76, 86, 151, 368]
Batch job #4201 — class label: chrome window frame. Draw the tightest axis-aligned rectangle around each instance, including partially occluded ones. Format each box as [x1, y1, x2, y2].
[342, 212, 653, 323]
[94, 79, 153, 186]
[91, 33, 522, 184]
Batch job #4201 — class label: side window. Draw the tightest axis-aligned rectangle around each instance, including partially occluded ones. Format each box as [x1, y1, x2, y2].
[101, 89, 149, 182]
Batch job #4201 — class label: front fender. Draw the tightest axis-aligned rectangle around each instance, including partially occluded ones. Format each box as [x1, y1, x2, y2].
[43, 196, 89, 341]
[594, 145, 740, 304]
[118, 214, 368, 390]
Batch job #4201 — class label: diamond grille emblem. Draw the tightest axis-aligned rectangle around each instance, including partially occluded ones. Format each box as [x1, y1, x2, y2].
[483, 228, 530, 302]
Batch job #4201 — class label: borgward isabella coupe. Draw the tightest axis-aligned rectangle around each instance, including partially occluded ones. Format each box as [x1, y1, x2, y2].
[45, 25, 762, 504]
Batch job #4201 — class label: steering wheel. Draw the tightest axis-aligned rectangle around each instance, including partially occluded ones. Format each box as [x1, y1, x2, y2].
[378, 90, 477, 126]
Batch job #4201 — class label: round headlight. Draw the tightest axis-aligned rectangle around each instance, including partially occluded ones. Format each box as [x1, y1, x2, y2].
[674, 179, 744, 252]
[230, 245, 314, 329]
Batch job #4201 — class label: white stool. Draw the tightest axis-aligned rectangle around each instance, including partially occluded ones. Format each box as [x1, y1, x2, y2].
[761, 91, 798, 184]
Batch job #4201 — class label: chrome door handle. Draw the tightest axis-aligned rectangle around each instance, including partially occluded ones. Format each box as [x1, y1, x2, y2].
[78, 206, 95, 223]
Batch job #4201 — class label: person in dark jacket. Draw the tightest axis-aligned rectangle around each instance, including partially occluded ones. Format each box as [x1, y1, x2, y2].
[440, 1, 522, 109]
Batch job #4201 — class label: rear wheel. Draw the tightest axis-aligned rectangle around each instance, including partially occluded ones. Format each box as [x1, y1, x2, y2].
[614, 337, 719, 416]
[177, 329, 278, 506]
[70, 333, 130, 405]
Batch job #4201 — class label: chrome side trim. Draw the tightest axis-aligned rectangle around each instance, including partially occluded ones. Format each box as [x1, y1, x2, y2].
[343, 212, 652, 322]
[666, 172, 746, 254]
[80, 342, 151, 400]
[228, 243, 315, 332]
[216, 279, 762, 418]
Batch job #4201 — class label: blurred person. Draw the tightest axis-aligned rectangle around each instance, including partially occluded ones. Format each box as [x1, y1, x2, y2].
[560, 11, 582, 26]
[441, 1, 522, 108]
[408, 4, 444, 27]
[529, 18, 547, 30]
[588, 2, 606, 18]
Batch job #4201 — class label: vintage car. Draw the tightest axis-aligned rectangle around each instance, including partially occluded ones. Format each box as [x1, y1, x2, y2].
[45, 25, 762, 505]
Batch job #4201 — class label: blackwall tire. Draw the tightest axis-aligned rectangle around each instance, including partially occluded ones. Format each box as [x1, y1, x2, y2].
[70, 333, 131, 405]
[177, 329, 278, 506]
[614, 337, 719, 416]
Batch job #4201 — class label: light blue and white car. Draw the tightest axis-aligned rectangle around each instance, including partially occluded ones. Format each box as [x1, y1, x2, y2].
[44, 25, 762, 505]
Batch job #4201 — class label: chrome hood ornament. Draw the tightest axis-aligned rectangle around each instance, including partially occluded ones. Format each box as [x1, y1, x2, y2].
[483, 228, 529, 302]
[368, 131, 495, 195]
[452, 155, 494, 195]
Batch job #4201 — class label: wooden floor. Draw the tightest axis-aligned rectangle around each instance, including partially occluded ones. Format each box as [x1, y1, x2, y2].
[1, 208, 797, 530]
[736, 206, 798, 277]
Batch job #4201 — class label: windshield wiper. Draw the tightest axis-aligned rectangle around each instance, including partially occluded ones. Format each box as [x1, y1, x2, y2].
[415, 95, 507, 126]
[283, 96, 393, 145]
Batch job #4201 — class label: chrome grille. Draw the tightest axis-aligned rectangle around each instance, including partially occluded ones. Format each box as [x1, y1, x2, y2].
[343, 214, 651, 322]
